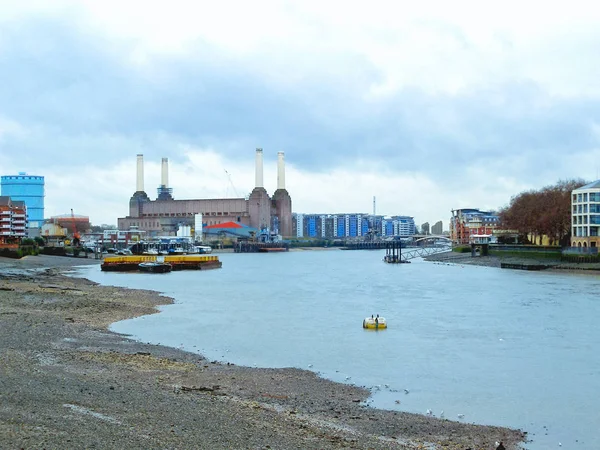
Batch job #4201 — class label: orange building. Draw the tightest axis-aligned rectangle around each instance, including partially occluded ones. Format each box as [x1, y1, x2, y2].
[450, 208, 499, 245]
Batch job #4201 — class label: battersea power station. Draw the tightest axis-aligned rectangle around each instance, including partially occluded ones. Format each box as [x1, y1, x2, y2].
[117, 149, 292, 238]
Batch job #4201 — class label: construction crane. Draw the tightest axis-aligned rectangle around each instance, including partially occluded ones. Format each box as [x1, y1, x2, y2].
[71, 208, 81, 246]
[224, 169, 239, 197]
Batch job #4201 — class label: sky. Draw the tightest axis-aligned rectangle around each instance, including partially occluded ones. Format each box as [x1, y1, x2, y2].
[1, 1, 599, 228]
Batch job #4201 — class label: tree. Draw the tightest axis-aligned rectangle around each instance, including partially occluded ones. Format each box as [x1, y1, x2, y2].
[498, 179, 587, 246]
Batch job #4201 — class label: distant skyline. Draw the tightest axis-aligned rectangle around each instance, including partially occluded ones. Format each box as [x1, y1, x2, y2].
[1, 1, 599, 226]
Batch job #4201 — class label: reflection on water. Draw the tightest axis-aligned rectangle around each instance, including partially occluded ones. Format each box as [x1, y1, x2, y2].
[81, 250, 600, 449]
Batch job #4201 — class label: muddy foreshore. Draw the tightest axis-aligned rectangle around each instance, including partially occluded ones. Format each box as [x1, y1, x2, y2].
[0, 255, 525, 449]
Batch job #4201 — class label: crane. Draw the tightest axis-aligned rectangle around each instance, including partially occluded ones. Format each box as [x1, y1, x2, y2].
[71, 208, 81, 246]
[224, 169, 239, 197]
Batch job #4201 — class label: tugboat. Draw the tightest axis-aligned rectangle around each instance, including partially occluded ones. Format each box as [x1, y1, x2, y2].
[138, 262, 172, 273]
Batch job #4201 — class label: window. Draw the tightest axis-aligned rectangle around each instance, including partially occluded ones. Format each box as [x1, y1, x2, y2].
[584, 205, 588, 213]
[590, 192, 600, 202]
[578, 205, 582, 213]
[584, 193, 588, 202]
[578, 193, 583, 202]
[590, 215, 600, 225]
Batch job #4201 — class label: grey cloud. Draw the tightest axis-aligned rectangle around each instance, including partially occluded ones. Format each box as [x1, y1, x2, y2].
[1, 14, 599, 189]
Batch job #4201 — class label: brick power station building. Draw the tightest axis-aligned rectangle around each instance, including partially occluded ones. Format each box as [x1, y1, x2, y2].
[118, 149, 292, 238]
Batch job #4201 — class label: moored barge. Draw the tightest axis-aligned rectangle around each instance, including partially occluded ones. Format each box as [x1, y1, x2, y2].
[101, 255, 222, 272]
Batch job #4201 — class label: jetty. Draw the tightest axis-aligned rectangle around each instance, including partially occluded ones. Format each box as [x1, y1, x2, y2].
[101, 255, 222, 272]
[235, 242, 289, 253]
[500, 262, 549, 271]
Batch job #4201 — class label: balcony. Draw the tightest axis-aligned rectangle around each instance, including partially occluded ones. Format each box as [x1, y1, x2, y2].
[12, 214, 26, 219]
[0, 211, 12, 216]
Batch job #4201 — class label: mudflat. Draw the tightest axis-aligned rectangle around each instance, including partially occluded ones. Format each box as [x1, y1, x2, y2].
[0, 255, 526, 449]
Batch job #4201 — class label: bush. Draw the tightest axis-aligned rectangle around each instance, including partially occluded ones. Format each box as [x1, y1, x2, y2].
[452, 245, 472, 253]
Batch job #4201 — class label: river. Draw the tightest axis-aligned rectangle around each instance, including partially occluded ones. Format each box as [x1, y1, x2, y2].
[80, 250, 600, 449]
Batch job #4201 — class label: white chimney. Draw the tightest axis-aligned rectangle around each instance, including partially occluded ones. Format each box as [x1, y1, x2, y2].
[161, 157, 169, 188]
[136, 154, 144, 192]
[255, 148, 264, 188]
[277, 151, 285, 190]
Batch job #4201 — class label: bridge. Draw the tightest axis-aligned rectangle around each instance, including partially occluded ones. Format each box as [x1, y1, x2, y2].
[385, 240, 452, 263]
[399, 244, 452, 261]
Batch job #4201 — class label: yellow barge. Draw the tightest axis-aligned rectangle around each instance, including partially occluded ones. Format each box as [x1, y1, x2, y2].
[101, 255, 222, 272]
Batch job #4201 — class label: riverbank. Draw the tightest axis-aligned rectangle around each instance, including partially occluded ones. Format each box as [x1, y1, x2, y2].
[1, 255, 526, 449]
[425, 251, 600, 274]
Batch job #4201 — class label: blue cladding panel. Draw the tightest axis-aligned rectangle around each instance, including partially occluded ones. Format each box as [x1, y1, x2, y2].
[307, 217, 317, 237]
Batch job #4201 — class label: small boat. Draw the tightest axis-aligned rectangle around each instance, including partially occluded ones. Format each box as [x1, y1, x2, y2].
[363, 316, 387, 329]
[139, 262, 172, 273]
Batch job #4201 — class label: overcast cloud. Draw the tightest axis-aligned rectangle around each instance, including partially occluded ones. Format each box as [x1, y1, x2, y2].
[1, 1, 599, 227]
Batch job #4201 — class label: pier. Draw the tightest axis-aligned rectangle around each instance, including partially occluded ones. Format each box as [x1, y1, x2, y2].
[235, 242, 289, 253]
[500, 262, 549, 271]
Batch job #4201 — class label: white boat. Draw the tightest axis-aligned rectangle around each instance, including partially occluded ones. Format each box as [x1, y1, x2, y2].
[143, 248, 158, 255]
[196, 245, 212, 254]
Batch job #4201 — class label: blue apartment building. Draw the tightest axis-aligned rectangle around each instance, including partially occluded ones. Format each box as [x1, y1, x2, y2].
[293, 213, 416, 239]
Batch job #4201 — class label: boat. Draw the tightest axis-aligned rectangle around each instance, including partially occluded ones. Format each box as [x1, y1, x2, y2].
[138, 262, 172, 273]
[258, 247, 287, 252]
[363, 316, 387, 329]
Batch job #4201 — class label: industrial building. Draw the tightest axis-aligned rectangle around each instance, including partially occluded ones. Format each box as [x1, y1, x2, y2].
[0, 173, 44, 230]
[117, 149, 292, 238]
[0, 196, 27, 245]
[571, 180, 600, 248]
[292, 213, 416, 239]
[450, 209, 499, 244]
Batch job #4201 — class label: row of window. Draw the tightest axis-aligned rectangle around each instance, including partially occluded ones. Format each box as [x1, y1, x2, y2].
[572, 204, 600, 213]
[573, 215, 600, 225]
[573, 192, 600, 203]
[573, 226, 600, 237]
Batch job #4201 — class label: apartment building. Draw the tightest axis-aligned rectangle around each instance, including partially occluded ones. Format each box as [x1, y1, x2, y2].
[571, 180, 600, 248]
[0, 196, 27, 245]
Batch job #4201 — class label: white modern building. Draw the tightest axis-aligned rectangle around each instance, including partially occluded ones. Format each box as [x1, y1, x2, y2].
[571, 180, 600, 248]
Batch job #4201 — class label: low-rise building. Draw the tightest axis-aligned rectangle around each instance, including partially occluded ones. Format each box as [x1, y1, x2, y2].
[450, 208, 499, 245]
[0, 196, 27, 245]
[571, 180, 600, 248]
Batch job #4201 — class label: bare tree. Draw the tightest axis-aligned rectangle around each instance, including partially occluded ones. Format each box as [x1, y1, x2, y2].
[499, 179, 587, 246]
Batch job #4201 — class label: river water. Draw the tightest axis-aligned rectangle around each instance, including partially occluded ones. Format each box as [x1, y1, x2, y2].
[79, 250, 600, 449]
